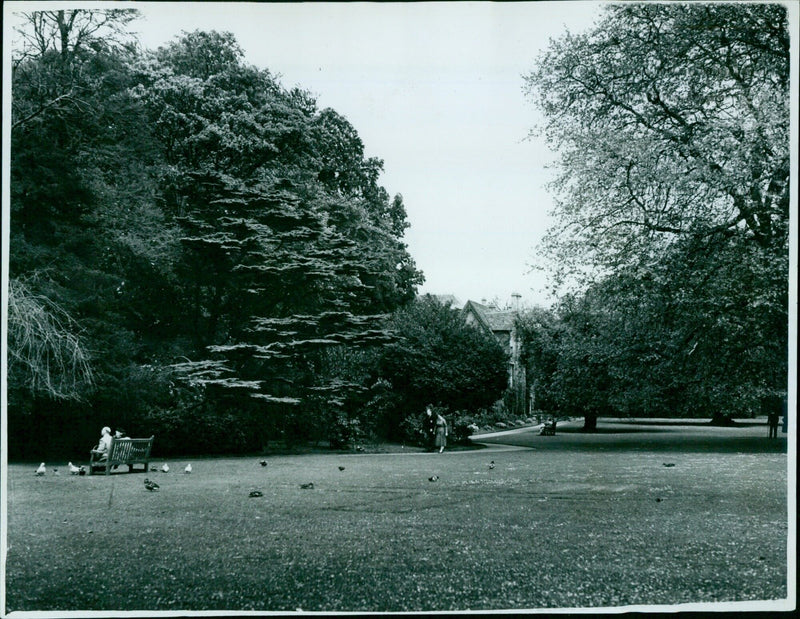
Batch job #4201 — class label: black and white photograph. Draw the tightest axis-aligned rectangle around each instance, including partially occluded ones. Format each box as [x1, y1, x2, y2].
[1, 1, 796, 615]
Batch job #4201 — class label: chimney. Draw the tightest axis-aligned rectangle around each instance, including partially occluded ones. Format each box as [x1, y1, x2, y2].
[511, 292, 521, 312]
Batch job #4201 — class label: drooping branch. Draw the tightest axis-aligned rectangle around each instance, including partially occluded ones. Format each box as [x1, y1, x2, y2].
[7, 278, 94, 400]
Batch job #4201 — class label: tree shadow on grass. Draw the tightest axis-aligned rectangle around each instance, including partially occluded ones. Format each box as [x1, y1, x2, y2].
[556, 426, 672, 434]
[477, 429, 788, 454]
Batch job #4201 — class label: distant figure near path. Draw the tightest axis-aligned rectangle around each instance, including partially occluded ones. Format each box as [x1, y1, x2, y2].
[423, 405, 437, 452]
[767, 411, 779, 439]
[435, 413, 448, 454]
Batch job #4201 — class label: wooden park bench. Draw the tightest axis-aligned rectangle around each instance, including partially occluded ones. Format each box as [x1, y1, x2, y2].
[539, 419, 557, 436]
[89, 436, 154, 475]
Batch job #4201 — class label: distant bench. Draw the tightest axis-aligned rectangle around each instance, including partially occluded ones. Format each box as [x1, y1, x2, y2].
[89, 436, 154, 475]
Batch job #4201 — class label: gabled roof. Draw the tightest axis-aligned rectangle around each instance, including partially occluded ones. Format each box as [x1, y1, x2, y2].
[463, 300, 515, 333]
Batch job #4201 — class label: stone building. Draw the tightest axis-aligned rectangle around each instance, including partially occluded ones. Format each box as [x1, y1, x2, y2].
[462, 298, 528, 416]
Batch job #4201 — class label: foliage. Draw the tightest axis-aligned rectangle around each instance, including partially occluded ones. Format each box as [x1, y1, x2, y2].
[517, 233, 788, 426]
[327, 414, 366, 450]
[8, 12, 423, 457]
[6, 277, 94, 402]
[378, 296, 508, 437]
[398, 414, 427, 446]
[520, 3, 789, 429]
[525, 3, 789, 289]
[449, 414, 478, 445]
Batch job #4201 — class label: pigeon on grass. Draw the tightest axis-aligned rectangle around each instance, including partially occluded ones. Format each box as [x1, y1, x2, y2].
[35, 463, 46, 476]
[144, 478, 160, 491]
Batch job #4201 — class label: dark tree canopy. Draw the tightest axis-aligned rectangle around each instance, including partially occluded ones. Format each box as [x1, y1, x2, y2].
[8, 13, 423, 458]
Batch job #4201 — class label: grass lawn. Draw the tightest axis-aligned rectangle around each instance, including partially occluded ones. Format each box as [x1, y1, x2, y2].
[3, 418, 790, 613]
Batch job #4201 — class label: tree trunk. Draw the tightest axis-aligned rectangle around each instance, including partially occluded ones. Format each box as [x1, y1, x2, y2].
[709, 411, 736, 426]
[582, 413, 598, 432]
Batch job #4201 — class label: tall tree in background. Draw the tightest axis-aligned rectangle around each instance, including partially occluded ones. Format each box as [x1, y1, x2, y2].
[9, 8, 186, 453]
[134, 30, 422, 445]
[523, 3, 789, 425]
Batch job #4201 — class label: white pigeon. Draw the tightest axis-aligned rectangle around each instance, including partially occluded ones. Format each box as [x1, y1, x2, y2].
[35, 463, 46, 476]
[69, 462, 80, 475]
[184, 463, 192, 474]
[161, 463, 169, 473]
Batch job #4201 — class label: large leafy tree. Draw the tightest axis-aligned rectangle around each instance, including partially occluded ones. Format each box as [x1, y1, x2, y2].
[132, 30, 422, 443]
[522, 4, 789, 426]
[525, 3, 789, 283]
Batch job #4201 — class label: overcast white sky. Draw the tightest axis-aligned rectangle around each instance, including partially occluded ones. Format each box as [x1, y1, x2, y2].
[6, 1, 606, 308]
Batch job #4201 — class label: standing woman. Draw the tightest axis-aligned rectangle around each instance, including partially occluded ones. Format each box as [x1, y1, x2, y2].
[424, 405, 437, 451]
[434, 412, 448, 454]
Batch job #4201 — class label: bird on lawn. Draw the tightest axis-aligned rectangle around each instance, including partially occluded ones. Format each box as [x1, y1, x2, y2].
[53, 468, 59, 476]
[300, 482, 314, 489]
[184, 463, 192, 474]
[144, 478, 160, 491]
[35, 463, 46, 476]
[161, 463, 169, 473]
[428, 475, 439, 482]
[259, 460, 268, 467]
[338, 466, 345, 471]
[488, 461, 495, 470]
[662, 463, 675, 468]
[249, 490, 263, 498]
[79, 466, 87, 476]
[69, 462, 80, 475]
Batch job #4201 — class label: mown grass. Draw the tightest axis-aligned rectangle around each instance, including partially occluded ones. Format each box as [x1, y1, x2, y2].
[4, 419, 789, 613]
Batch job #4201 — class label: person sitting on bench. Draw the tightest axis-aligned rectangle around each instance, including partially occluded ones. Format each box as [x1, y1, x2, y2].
[91, 426, 113, 461]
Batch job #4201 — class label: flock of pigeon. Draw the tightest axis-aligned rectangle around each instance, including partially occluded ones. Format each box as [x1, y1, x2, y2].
[35, 456, 507, 495]
[34, 461, 191, 479]
[35, 462, 86, 476]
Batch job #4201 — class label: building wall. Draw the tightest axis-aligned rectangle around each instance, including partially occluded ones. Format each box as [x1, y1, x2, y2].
[462, 302, 529, 416]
